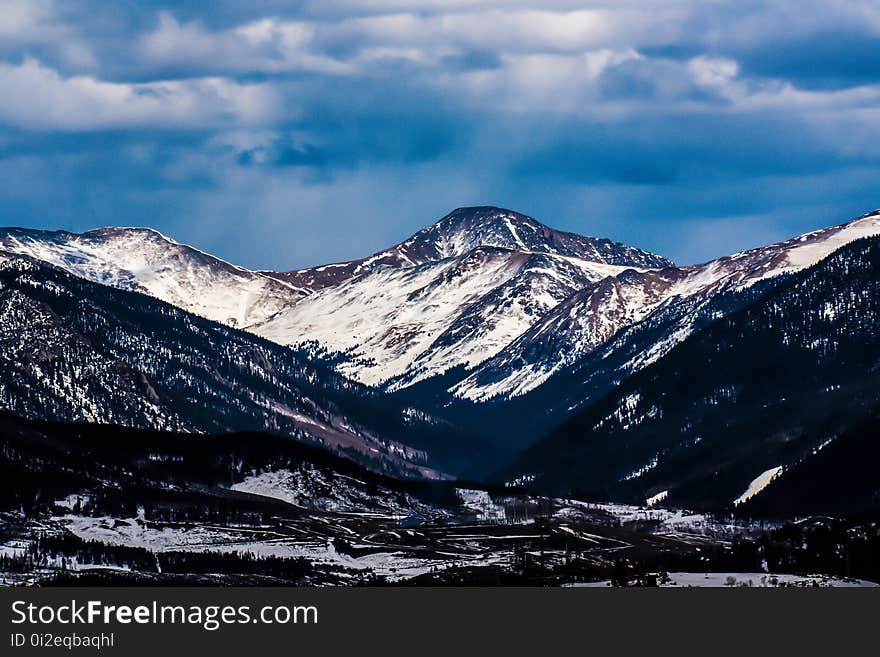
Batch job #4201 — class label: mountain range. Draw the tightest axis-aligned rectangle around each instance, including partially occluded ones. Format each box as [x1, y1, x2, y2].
[0, 208, 672, 393]
[2, 205, 880, 515]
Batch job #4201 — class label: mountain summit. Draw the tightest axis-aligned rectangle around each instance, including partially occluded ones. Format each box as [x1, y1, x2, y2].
[0, 226, 305, 329]
[272, 206, 672, 293]
[384, 206, 674, 268]
[257, 207, 674, 387]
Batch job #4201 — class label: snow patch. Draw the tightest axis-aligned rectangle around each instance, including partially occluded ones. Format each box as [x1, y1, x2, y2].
[733, 466, 783, 506]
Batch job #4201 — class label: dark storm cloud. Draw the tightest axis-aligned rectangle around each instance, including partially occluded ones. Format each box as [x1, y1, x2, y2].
[513, 111, 874, 186]
[734, 31, 880, 90]
[441, 51, 503, 73]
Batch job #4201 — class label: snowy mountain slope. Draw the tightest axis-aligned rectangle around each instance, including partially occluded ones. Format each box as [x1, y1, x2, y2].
[452, 267, 690, 401]
[0, 227, 308, 329]
[497, 234, 880, 514]
[0, 284, 187, 432]
[401, 206, 672, 266]
[455, 210, 880, 402]
[256, 207, 671, 388]
[257, 245, 644, 388]
[229, 466, 440, 516]
[386, 252, 631, 390]
[0, 253, 488, 479]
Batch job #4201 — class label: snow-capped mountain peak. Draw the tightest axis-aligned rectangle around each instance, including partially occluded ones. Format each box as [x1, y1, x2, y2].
[255, 208, 674, 388]
[0, 226, 308, 329]
[394, 206, 675, 267]
[268, 206, 672, 293]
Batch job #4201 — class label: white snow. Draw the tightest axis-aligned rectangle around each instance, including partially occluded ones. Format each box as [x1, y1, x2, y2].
[0, 229, 306, 329]
[456, 488, 507, 522]
[1, 213, 667, 394]
[258, 247, 633, 388]
[568, 572, 879, 588]
[229, 467, 431, 516]
[622, 456, 659, 481]
[762, 214, 880, 276]
[50, 513, 491, 582]
[733, 466, 783, 506]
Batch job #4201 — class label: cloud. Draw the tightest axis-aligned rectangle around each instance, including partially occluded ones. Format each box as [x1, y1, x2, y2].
[137, 13, 352, 76]
[0, 0, 96, 70]
[2, 1, 880, 269]
[0, 0, 57, 41]
[0, 58, 282, 130]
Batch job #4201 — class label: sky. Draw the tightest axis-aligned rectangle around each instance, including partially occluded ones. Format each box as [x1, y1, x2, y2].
[1, 1, 880, 268]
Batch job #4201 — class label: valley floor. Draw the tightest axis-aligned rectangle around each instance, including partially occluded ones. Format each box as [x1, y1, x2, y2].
[2, 490, 876, 587]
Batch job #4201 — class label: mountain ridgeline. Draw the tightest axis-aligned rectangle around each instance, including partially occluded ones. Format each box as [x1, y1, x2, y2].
[1, 206, 880, 517]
